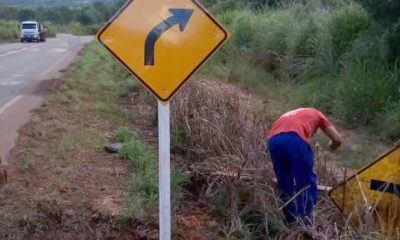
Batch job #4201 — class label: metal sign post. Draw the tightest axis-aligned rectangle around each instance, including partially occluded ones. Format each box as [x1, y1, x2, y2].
[158, 101, 171, 240]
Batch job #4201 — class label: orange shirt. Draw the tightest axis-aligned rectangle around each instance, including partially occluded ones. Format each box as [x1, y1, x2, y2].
[268, 108, 332, 144]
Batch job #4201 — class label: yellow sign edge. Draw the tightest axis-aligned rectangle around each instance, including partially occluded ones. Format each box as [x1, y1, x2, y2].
[328, 145, 400, 212]
[95, 0, 231, 102]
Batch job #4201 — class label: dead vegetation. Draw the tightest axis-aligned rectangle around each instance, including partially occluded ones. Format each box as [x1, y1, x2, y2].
[170, 80, 389, 239]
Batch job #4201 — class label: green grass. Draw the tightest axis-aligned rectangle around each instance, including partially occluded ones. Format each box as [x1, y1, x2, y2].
[206, 0, 400, 141]
[0, 20, 19, 41]
[338, 145, 378, 169]
[117, 126, 187, 221]
[56, 133, 75, 157]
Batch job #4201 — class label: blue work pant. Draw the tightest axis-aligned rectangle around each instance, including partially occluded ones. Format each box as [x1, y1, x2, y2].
[268, 132, 318, 224]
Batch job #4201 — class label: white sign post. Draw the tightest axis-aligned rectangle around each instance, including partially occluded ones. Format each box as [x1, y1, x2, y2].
[158, 101, 171, 240]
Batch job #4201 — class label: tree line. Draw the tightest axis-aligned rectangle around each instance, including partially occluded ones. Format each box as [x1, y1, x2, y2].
[201, 0, 399, 60]
[2, 0, 117, 7]
[0, 0, 124, 26]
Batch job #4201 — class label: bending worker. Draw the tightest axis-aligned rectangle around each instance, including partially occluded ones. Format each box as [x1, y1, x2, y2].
[267, 108, 342, 224]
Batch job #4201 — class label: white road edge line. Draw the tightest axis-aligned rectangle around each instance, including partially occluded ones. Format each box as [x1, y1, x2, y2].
[0, 95, 22, 115]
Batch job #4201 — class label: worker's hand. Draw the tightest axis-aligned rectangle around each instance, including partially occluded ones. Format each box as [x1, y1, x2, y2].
[323, 126, 342, 151]
[329, 140, 341, 151]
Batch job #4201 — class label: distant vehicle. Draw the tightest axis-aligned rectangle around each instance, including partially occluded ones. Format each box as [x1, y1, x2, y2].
[20, 21, 47, 43]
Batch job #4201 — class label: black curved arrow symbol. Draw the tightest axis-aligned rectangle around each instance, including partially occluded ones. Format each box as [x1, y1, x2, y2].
[145, 8, 194, 66]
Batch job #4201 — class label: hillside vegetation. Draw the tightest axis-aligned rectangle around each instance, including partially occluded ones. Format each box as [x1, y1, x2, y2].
[204, 0, 400, 141]
[2, 0, 118, 7]
[0, 0, 123, 38]
[0, 20, 19, 41]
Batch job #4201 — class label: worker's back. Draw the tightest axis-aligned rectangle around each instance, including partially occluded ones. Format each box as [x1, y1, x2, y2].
[268, 108, 332, 144]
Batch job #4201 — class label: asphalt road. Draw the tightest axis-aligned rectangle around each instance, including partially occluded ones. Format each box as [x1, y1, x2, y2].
[0, 34, 92, 107]
[0, 34, 93, 164]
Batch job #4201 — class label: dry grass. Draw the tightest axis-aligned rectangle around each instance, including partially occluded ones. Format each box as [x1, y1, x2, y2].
[170, 79, 392, 239]
[171, 80, 270, 179]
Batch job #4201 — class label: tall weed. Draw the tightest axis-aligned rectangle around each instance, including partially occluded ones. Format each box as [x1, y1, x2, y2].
[213, 0, 399, 140]
[330, 3, 371, 53]
[0, 20, 19, 41]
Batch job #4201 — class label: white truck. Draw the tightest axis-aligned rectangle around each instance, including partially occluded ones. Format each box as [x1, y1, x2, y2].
[20, 21, 47, 43]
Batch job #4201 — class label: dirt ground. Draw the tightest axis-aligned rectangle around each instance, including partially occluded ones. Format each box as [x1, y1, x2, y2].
[0, 82, 136, 239]
[0, 46, 222, 239]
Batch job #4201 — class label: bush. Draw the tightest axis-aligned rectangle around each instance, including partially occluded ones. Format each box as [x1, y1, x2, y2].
[338, 29, 399, 124]
[329, 3, 371, 54]
[387, 20, 400, 61]
[251, 10, 293, 54]
[211, 0, 399, 140]
[231, 11, 255, 49]
[360, 0, 400, 23]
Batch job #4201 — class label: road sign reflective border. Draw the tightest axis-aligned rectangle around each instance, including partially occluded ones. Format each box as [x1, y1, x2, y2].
[329, 146, 400, 236]
[96, 0, 229, 102]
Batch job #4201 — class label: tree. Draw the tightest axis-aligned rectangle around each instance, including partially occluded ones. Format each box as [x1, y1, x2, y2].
[17, 8, 35, 21]
[359, 0, 400, 23]
[93, 1, 110, 21]
[77, 11, 93, 25]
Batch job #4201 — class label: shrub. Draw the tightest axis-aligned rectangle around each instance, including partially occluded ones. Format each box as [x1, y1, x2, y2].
[231, 11, 255, 49]
[213, 0, 399, 139]
[336, 30, 399, 125]
[329, 3, 371, 54]
[387, 20, 400, 61]
[291, 18, 319, 56]
[251, 10, 293, 54]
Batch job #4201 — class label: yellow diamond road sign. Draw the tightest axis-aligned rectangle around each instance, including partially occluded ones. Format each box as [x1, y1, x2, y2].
[97, 0, 229, 101]
[329, 146, 400, 237]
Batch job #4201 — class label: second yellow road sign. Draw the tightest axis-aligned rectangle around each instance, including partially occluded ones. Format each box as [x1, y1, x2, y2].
[97, 0, 229, 101]
[329, 146, 400, 237]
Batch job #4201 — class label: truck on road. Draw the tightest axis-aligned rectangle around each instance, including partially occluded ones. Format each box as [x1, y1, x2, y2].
[20, 21, 47, 43]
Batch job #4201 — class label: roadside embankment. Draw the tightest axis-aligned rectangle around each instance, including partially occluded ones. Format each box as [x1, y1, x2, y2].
[204, 1, 400, 148]
[0, 40, 391, 239]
